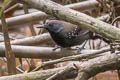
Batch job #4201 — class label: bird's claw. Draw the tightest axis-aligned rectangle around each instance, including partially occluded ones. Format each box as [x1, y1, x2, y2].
[52, 46, 61, 51]
[77, 47, 84, 54]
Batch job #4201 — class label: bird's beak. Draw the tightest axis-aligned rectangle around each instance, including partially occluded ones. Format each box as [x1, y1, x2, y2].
[36, 24, 45, 28]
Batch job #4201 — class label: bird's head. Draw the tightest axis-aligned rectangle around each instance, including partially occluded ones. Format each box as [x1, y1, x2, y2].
[37, 20, 64, 33]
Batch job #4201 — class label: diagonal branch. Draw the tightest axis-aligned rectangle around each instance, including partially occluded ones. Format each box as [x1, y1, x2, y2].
[32, 47, 111, 71]
[75, 52, 120, 80]
[0, 0, 99, 28]
[0, 14, 110, 46]
[17, 0, 120, 40]
[1, 51, 120, 80]
[0, 0, 16, 75]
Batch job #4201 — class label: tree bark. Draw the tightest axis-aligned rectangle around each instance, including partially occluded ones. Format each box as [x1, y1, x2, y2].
[75, 52, 120, 80]
[0, 45, 103, 59]
[0, 0, 16, 75]
[0, 0, 99, 28]
[16, 0, 120, 40]
[0, 67, 66, 80]
[1, 51, 120, 80]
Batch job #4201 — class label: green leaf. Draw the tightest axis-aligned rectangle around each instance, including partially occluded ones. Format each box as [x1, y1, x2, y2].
[0, 0, 12, 17]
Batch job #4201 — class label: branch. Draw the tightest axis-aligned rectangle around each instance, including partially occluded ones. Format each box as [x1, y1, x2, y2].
[75, 52, 120, 80]
[32, 47, 111, 71]
[0, 45, 103, 59]
[17, 0, 120, 40]
[0, 45, 77, 59]
[0, 11, 109, 44]
[0, 14, 111, 46]
[23, 4, 36, 36]
[0, 0, 16, 75]
[46, 64, 77, 80]
[0, 33, 51, 45]
[1, 51, 120, 80]
[0, 67, 66, 80]
[111, 0, 120, 3]
[0, 0, 99, 28]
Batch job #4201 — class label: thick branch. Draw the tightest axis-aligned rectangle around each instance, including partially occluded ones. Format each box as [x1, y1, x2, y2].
[46, 65, 76, 80]
[111, 0, 120, 3]
[0, 45, 111, 59]
[76, 52, 120, 80]
[0, 0, 16, 74]
[0, 14, 110, 46]
[1, 51, 120, 80]
[0, 0, 99, 28]
[0, 67, 66, 80]
[0, 33, 52, 45]
[32, 47, 110, 71]
[0, 45, 77, 59]
[17, 0, 120, 40]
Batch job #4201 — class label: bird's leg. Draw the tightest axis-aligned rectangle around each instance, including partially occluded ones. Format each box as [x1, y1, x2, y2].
[77, 40, 88, 54]
[52, 45, 61, 51]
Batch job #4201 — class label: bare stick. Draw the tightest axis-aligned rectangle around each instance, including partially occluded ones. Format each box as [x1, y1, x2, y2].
[17, 0, 120, 40]
[0, 0, 16, 75]
[32, 47, 111, 71]
[0, 33, 51, 45]
[0, 67, 66, 80]
[0, 0, 99, 28]
[47, 64, 77, 80]
[1, 51, 120, 80]
[0, 14, 110, 46]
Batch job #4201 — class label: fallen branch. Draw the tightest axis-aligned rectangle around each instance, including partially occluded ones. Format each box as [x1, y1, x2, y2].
[110, 0, 120, 3]
[0, 0, 16, 75]
[0, 45, 114, 59]
[0, 45, 77, 59]
[0, 33, 52, 45]
[32, 47, 111, 71]
[0, 14, 111, 46]
[17, 0, 120, 40]
[0, 67, 66, 80]
[1, 51, 120, 80]
[46, 64, 77, 80]
[0, 0, 99, 28]
[75, 52, 120, 80]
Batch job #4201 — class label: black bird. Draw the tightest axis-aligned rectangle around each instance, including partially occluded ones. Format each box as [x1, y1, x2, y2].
[37, 20, 109, 49]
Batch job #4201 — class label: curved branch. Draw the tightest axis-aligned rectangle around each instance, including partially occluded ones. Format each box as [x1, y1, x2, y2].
[17, 0, 120, 40]
[76, 52, 120, 80]
[0, 0, 99, 28]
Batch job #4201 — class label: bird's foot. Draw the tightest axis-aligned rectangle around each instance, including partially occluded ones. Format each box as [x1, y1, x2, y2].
[76, 47, 85, 54]
[77, 40, 88, 54]
[52, 45, 61, 51]
[53, 46, 73, 52]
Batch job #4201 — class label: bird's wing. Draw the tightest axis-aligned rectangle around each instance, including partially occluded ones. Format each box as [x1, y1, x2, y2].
[62, 21, 78, 32]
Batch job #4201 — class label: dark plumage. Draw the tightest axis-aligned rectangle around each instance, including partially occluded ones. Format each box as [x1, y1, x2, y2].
[37, 20, 97, 48]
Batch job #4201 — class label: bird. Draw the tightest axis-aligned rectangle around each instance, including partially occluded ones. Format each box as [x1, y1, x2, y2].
[37, 20, 110, 50]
